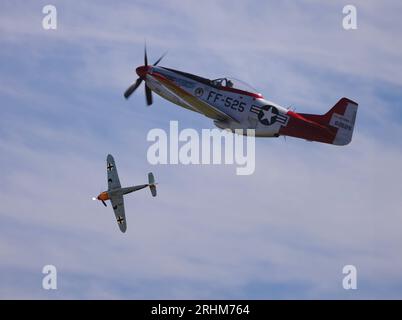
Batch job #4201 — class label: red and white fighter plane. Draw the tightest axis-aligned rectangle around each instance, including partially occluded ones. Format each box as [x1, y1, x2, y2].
[124, 48, 358, 146]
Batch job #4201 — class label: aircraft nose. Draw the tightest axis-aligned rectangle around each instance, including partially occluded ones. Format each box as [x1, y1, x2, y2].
[136, 65, 149, 78]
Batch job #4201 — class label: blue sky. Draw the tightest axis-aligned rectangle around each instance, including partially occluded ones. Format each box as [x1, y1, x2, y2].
[1, 0, 402, 299]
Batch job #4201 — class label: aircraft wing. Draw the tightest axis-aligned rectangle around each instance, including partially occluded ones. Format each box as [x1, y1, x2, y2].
[110, 194, 127, 233]
[151, 74, 239, 123]
[106, 154, 121, 190]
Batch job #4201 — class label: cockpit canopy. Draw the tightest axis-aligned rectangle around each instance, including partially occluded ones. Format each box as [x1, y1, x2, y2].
[210, 77, 260, 94]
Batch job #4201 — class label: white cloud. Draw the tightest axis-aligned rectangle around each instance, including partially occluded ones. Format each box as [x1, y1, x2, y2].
[0, 0, 402, 299]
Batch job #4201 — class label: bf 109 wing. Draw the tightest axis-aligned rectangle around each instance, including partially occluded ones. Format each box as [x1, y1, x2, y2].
[106, 154, 121, 190]
[110, 194, 127, 233]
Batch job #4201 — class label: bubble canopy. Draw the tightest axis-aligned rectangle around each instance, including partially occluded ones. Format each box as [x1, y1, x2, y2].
[211, 77, 260, 94]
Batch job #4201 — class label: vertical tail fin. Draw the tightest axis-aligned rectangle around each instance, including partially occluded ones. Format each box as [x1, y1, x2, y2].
[300, 98, 359, 145]
[148, 172, 157, 197]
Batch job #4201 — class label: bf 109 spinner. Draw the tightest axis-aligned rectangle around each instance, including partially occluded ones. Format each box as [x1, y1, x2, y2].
[93, 154, 157, 233]
[124, 47, 359, 146]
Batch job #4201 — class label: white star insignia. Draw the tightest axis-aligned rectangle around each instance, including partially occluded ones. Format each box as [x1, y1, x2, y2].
[260, 108, 276, 123]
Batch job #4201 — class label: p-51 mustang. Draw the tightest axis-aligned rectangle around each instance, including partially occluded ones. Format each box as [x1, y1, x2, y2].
[93, 154, 157, 233]
[124, 47, 359, 146]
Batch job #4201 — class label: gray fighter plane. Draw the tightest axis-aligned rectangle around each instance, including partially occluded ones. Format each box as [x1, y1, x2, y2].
[93, 154, 157, 233]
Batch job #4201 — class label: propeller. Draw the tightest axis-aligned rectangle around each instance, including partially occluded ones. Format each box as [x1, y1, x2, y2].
[123, 44, 167, 106]
[92, 196, 107, 207]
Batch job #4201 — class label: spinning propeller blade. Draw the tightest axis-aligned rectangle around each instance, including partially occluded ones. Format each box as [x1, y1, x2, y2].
[145, 85, 153, 106]
[124, 78, 142, 99]
[144, 44, 148, 67]
[153, 51, 167, 66]
[124, 44, 167, 106]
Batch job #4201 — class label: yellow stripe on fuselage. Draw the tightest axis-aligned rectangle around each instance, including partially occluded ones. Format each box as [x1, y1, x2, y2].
[150, 73, 238, 123]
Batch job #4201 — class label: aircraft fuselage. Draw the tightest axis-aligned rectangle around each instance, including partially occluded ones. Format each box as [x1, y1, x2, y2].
[144, 66, 290, 137]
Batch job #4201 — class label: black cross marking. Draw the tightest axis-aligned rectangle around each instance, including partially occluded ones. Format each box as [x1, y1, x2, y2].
[107, 163, 114, 171]
[117, 216, 124, 224]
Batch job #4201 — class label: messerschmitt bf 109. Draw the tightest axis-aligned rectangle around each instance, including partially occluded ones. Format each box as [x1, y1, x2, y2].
[124, 47, 359, 146]
[93, 154, 157, 233]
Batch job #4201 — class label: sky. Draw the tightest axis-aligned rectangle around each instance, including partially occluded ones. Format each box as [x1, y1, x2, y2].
[0, 0, 402, 299]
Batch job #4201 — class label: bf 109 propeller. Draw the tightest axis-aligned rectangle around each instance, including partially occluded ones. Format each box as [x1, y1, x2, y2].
[92, 196, 107, 207]
[123, 45, 166, 106]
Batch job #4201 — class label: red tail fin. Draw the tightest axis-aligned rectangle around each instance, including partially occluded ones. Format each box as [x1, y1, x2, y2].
[299, 98, 359, 145]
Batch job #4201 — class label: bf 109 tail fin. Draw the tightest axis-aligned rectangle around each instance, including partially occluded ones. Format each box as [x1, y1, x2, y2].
[148, 172, 157, 197]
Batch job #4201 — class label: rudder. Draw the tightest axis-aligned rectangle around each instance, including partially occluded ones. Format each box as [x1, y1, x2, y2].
[300, 97, 358, 145]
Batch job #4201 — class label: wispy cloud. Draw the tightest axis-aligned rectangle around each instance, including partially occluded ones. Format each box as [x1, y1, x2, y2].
[0, 0, 402, 299]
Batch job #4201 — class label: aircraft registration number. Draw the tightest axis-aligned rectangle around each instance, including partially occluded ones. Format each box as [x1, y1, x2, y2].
[206, 91, 246, 112]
